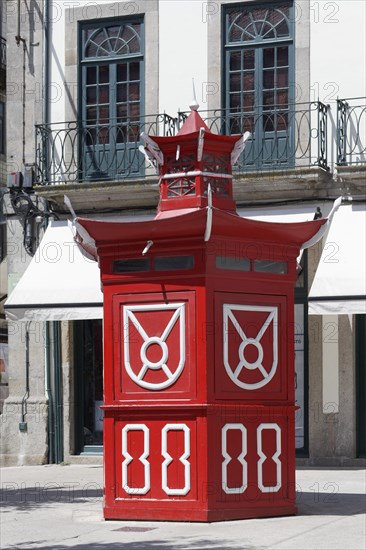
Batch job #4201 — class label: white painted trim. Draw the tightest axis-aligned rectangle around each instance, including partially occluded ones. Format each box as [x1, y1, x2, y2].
[302, 196, 342, 250]
[122, 424, 150, 495]
[204, 185, 213, 242]
[223, 304, 278, 390]
[161, 171, 232, 179]
[231, 132, 251, 165]
[221, 423, 248, 494]
[257, 423, 282, 493]
[140, 132, 164, 166]
[197, 128, 205, 162]
[123, 303, 186, 391]
[161, 424, 191, 496]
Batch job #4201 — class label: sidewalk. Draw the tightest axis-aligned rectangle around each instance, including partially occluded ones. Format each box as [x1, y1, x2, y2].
[1, 465, 365, 549]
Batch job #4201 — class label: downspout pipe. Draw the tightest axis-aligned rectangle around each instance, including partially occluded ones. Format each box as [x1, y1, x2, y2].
[53, 321, 63, 463]
[19, 324, 30, 431]
[15, 0, 26, 45]
[16, 0, 21, 43]
[43, 0, 50, 131]
[44, 322, 54, 463]
[42, 0, 54, 463]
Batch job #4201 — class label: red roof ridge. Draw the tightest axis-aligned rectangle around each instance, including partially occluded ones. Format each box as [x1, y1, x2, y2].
[176, 109, 211, 136]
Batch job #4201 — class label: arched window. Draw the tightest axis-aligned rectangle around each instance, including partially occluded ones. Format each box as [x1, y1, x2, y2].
[83, 23, 142, 59]
[227, 6, 291, 44]
[224, 3, 294, 170]
[79, 19, 144, 179]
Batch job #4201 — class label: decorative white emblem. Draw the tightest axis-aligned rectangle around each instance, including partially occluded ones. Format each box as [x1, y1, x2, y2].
[123, 303, 185, 390]
[223, 304, 278, 390]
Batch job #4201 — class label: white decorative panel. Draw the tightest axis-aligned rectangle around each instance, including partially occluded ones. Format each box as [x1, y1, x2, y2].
[123, 303, 185, 390]
[257, 423, 282, 493]
[122, 424, 150, 495]
[161, 424, 191, 496]
[221, 423, 248, 494]
[223, 304, 278, 390]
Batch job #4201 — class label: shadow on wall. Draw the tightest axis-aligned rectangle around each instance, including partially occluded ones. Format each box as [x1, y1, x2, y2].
[1, 542, 259, 550]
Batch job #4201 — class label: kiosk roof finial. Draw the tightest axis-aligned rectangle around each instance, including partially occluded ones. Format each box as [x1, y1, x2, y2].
[189, 78, 199, 111]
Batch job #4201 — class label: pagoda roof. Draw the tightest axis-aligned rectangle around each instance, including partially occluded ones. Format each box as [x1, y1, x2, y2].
[75, 208, 328, 260]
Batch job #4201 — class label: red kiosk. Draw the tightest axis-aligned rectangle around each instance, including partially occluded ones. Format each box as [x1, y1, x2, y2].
[75, 102, 328, 522]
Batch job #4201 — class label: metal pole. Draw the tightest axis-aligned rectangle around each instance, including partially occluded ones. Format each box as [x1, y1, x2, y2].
[43, 0, 50, 182]
[52, 321, 63, 463]
[15, 0, 21, 44]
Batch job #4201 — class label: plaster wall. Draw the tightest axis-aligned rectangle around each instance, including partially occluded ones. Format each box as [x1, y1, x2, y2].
[49, 1, 66, 124]
[6, 0, 44, 171]
[0, 219, 48, 466]
[309, 0, 366, 170]
[310, 0, 366, 103]
[158, 0, 208, 113]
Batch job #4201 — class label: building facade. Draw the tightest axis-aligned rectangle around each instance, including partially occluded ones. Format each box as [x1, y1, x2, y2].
[0, 1, 8, 415]
[1, 0, 365, 466]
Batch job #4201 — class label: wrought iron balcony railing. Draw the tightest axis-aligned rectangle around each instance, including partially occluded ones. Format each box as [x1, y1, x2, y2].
[35, 114, 177, 185]
[0, 37, 6, 70]
[178, 102, 329, 172]
[35, 102, 329, 185]
[337, 97, 366, 166]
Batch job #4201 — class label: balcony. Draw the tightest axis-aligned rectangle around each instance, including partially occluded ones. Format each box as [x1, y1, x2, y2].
[336, 97, 366, 188]
[179, 101, 329, 173]
[337, 97, 366, 166]
[35, 102, 330, 187]
[35, 114, 177, 185]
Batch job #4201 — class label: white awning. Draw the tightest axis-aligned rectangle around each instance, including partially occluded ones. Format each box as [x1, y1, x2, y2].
[309, 204, 366, 315]
[5, 221, 103, 321]
[237, 201, 333, 223]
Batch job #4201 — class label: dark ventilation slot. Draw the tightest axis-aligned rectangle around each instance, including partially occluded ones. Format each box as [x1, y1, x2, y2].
[154, 256, 194, 271]
[113, 258, 150, 273]
[216, 256, 251, 272]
